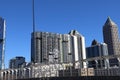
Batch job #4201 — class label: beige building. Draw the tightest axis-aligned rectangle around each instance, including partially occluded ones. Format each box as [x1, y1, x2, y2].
[103, 17, 120, 66]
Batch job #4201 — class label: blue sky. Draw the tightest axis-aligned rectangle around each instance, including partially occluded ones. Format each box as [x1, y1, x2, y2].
[0, 0, 120, 68]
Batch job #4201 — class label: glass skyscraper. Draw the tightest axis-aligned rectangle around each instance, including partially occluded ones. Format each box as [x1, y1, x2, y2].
[0, 17, 6, 70]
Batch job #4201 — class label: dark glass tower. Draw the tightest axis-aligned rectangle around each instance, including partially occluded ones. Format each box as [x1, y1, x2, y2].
[9, 56, 25, 69]
[103, 17, 120, 66]
[86, 40, 109, 69]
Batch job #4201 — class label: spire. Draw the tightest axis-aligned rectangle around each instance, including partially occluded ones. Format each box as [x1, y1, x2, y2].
[91, 39, 98, 46]
[104, 16, 117, 26]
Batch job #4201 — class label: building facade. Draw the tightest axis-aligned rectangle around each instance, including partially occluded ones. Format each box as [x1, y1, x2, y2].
[103, 17, 120, 55]
[103, 17, 120, 66]
[31, 30, 86, 68]
[9, 56, 26, 69]
[0, 17, 6, 70]
[86, 40, 109, 69]
[69, 30, 86, 68]
[31, 32, 62, 64]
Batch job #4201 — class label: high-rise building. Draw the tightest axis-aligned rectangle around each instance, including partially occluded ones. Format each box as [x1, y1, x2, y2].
[103, 17, 120, 55]
[31, 32, 62, 64]
[31, 30, 86, 68]
[0, 17, 6, 70]
[86, 40, 109, 69]
[9, 56, 26, 69]
[69, 30, 86, 68]
[103, 17, 120, 66]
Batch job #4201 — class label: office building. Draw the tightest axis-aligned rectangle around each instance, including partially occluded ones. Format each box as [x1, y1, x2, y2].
[103, 17, 120, 55]
[0, 17, 6, 70]
[9, 56, 25, 69]
[86, 40, 109, 68]
[103, 17, 120, 66]
[61, 34, 71, 63]
[69, 30, 86, 68]
[31, 30, 86, 68]
[31, 32, 62, 63]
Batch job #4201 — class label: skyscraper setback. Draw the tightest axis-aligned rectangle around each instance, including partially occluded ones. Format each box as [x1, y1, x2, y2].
[0, 17, 6, 70]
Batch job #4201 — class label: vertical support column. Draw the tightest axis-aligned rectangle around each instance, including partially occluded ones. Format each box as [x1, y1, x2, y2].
[23, 68, 26, 78]
[95, 60, 98, 69]
[117, 58, 120, 67]
[28, 68, 31, 79]
[85, 61, 88, 68]
[11, 70, 13, 80]
[100, 58, 103, 69]
[15, 69, 18, 79]
[18, 69, 20, 79]
[4, 71, 6, 80]
[0, 71, 3, 80]
[105, 59, 109, 69]
[7, 71, 10, 80]
[9, 71, 11, 80]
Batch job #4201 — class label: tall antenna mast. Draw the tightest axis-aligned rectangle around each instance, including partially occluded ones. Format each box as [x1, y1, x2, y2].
[32, 0, 35, 32]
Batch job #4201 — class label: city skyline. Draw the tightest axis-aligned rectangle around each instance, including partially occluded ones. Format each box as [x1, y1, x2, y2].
[0, 0, 120, 68]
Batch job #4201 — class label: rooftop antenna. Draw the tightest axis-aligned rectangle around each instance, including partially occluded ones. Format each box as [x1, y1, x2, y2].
[32, 0, 35, 32]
